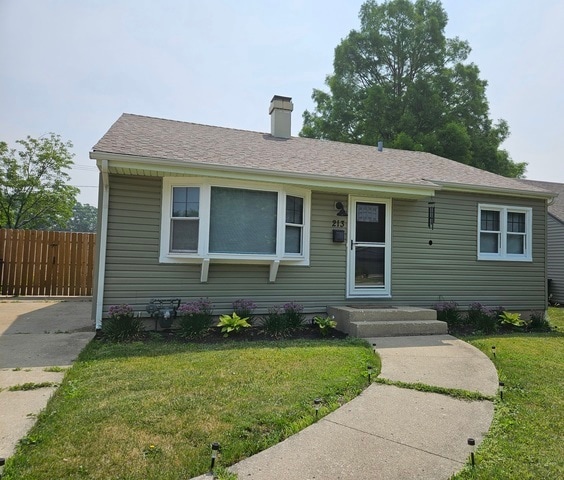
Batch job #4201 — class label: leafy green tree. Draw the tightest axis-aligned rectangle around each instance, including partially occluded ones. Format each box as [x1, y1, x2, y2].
[301, 0, 526, 177]
[45, 202, 98, 232]
[0, 134, 79, 229]
[66, 202, 98, 232]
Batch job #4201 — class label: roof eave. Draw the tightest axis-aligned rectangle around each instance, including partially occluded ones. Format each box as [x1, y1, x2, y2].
[430, 180, 557, 200]
[90, 150, 440, 199]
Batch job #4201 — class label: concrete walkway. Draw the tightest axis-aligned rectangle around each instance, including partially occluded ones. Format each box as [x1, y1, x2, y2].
[0, 298, 94, 460]
[195, 334, 498, 480]
[0, 301, 499, 479]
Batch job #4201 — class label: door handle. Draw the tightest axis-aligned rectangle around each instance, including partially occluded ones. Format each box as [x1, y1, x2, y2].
[350, 239, 354, 250]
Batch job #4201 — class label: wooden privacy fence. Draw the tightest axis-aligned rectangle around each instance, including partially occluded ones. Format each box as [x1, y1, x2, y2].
[0, 229, 96, 296]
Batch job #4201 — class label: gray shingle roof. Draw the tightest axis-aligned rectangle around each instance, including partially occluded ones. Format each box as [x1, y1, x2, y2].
[520, 179, 564, 221]
[92, 113, 551, 196]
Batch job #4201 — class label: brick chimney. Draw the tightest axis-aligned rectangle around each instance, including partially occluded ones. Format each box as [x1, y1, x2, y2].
[269, 95, 293, 138]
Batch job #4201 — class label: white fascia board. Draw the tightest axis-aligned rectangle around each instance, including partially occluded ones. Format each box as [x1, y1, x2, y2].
[90, 151, 438, 199]
[430, 180, 556, 201]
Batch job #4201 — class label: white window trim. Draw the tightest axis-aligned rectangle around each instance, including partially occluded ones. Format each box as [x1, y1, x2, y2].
[160, 177, 311, 269]
[477, 204, 532, 262]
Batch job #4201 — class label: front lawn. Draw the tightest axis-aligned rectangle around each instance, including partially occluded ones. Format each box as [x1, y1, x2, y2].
[453, 307, 564, 479]
[2, 337, 376, 479]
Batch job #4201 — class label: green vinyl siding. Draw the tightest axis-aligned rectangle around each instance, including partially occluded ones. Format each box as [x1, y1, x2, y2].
[547, 214, 564, 303]
[101, 174, 547, 317]
[391, 192, 547, 310]
[102, 174, 347, 315]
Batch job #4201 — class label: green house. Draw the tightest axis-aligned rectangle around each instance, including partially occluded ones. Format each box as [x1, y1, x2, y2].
[90, 96, 555, 329]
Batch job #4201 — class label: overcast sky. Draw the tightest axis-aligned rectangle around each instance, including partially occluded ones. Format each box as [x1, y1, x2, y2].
[1, 0, 562, 206]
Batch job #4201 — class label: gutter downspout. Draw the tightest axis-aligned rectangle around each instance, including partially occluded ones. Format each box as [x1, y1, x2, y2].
[94, 159, 110, 329]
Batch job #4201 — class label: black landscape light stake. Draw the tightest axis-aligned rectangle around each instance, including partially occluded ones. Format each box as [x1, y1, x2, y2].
[210, 442, 220, 473]
[499, 381, 505, 401]
[467, 438, 476, 467]
[491, 345, 496, 358]
[367, 365, 373, 384]
[314, 398, 322, 419]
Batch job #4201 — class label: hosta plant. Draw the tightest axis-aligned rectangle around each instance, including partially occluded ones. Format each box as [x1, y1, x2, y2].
[217, 312, 251, 337]
[313, 315, 337, 336]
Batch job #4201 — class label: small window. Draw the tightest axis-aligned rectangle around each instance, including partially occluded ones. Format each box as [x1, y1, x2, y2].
[171, 187, 199, 252]
[285, 196, 304, 254]
[478, 205, 532, 261]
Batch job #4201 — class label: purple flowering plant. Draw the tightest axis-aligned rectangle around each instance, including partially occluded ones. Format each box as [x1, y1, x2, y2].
[104, 304, 143, 341]
[433, 301, 461, 325]
[282, 301, 304, 314]
[108, 304, 134, 320]
[232, 299, 257, 321]
[177, 298, 214, 337]
[467, 302, 501, 333]
[282, 301, 305, 330]
[177, 298, 213, 317]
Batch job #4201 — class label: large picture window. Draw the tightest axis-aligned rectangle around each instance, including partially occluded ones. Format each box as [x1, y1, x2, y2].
[161, 178, 310, 265]
[478, 204, 532, 261]
[209, 187, 277, 254]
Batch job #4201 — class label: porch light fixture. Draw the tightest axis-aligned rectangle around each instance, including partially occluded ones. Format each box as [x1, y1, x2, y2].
[428, 201, 436, 229]
[335, 201, 348, 217]
[314, 398, 322, 419]
[467, 438, 476, 467]
[499, 381, 505, 401]
[210, 442, 221, 472]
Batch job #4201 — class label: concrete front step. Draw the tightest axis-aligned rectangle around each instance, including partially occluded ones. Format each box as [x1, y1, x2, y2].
[347, 320, 448, 337]
[327, 306, 448, 337]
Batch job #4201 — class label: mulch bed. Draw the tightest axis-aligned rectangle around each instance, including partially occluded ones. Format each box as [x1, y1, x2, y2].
[144, 324, 348, 344]
[95, 323, 349, 344]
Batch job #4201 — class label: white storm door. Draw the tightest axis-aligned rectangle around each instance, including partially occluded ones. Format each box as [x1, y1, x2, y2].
[347, 198, 391, 297]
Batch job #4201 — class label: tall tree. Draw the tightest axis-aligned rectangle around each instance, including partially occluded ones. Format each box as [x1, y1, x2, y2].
[40, 202, 98, 233]
[65, 202, 98, 232]
[0, 134, 79, 229]
[301, 0, 526, 177]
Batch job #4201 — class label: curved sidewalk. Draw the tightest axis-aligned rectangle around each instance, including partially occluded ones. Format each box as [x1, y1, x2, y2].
[196, 334, 498, 480]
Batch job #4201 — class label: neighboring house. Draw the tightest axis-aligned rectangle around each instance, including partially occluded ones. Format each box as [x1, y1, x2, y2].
[520, 179, 564, 304]
[90, 96, 555, 327]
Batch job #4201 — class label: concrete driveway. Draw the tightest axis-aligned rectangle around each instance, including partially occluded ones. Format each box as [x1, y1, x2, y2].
[0, 298, 95, 459]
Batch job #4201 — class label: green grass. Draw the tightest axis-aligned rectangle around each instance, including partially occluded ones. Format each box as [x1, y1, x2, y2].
[453, 307, 564, 479]
[373, 377, 493, 401]
[8, 382, 58, 391]
[2, 337, 376, 480]
[43, 366, 66, 373]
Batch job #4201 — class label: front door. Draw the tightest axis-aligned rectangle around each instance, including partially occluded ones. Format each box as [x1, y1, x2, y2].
[347, 198, 391, 297]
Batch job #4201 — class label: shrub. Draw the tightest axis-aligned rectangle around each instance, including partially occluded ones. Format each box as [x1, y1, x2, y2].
[433, 301, 462, 326]
[282, 301, 305, 331]
[526, 310, 552, 332]
[313, 315, 337, 336]
[260, 306, 287, 338]
[103, 304, 144, 341]
[466, 302, 501, 334]
[217, 312, 251, 337]
[261, 302, 306, 337]
[177, 298, 214, 337]
[232, 299, 257, 325]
